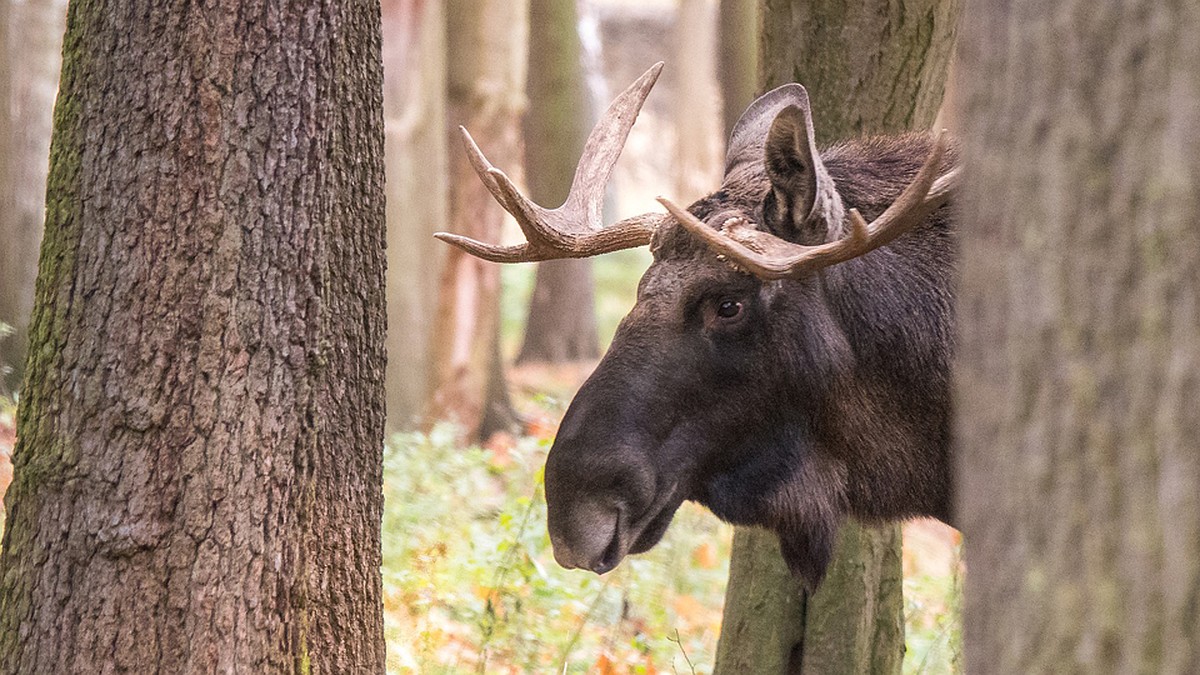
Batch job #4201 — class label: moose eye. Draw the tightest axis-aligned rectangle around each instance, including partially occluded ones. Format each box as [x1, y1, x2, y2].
[716, 300, 743, 320]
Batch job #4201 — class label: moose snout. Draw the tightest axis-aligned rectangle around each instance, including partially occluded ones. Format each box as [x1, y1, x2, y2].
[543, 433, 650, 575]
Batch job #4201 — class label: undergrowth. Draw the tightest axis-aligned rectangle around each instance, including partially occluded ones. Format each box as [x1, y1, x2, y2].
[382, 425, 731, 674]
[380, 422, 962, 674]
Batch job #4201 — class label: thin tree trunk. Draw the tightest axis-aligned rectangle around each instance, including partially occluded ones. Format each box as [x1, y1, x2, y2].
[516, 0, 600, 365]
[382, 0, 447, 430]
[715, 1, 960, 673]
[0, 1, 12, 367]
[672, 0, 722, 204]
[428, 0, 526, 437]
[717, 0, 757, 142]
[0, 0, 66, 393]
[0, 1, 387, 670]
[956, 1, 1200, 672]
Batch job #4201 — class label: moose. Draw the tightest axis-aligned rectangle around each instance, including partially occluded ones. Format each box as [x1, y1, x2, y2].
[437, 63, 959, 589]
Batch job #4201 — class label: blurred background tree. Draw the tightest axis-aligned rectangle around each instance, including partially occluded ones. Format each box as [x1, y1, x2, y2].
[957, 0, 1200, 671]
[671, 0, 721, 204]
[382, 0, 447, 431]
[426, 0, 526, 439]
[516, 0, 601, 365]
[0, 0, 66, 394]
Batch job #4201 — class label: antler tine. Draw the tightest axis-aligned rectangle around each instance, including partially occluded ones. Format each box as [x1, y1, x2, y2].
[434, 63, 667, 263]
[457, 126, 563, 246]
[848, 128, 952, 249]
[432, 233, 536, 264]
[565, 62, 664, 227]
[663, 130, 957, 281]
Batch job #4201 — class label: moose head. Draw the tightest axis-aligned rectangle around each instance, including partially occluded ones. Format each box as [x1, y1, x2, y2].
[437, 63, 959, 589]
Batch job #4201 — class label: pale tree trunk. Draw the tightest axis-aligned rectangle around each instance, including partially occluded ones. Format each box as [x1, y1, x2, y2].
[0, 0, 66, 393]
[717, 0, 757, 142]
[956, 1, 1200, 672]
[516, 0, 600, 365]
[382, 0, 447, 430]
[0, 1, 12, 361]
[714, 1, 960, 673]
[672, 0, 722, 204]
[428, 0, 526, 438]
[0, 1, 387, 671]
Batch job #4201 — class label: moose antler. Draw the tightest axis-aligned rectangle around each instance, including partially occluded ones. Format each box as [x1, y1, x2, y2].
[659, 130, 960, 281]
[434, 63, 670, 263]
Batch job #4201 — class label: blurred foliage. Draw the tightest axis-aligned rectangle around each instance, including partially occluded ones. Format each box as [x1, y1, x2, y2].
[902, 524, 964, 674]
[0, 323, 15, 547]
[382, 424, 730, 673]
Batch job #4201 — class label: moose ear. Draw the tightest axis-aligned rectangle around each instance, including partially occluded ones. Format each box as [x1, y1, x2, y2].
[725, 85, 843, 244]
[763, 105, 844, 244]
[725, 83, 811, 175]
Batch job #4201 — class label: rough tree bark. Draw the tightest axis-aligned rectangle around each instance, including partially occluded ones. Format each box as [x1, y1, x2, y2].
[0, 0, 66, 393]
[427, 0, 525, 438]
[714, 1, 960, 673]
[956, 1, 1200, 672]
[382, 0, 447, 430]
[0, 1, 387, 671]
[515, 0, 600, 365]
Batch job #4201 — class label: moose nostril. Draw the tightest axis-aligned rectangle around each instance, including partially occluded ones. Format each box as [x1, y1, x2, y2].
[592, 524, 624, 575]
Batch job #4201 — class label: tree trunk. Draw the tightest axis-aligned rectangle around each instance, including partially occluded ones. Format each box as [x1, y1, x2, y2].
[516, 0, 599, 365]
[0, 0, 12, 373]
[0, 1, 387, 671]
[0, 0, 66, 393]
[758, 0, 958, 139]
[382, 0, 447, 430]
[717, 0, 758, 142]
[715, 1, 960, 673]
[956, 1, 1200, 672]
[672, 0, 722, 204]
[428, 0, 525, 437]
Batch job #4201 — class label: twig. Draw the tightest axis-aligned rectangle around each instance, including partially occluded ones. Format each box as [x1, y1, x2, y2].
[667, 629, 696, 675]
[556, 577, 613, 673]
[475, 484, 542, 672]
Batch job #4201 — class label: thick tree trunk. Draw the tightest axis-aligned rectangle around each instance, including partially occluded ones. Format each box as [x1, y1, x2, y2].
[382, 0, 447, 430]
[0, 1, 387, 671]
[428, 0, 525, 437]
[516, 0, 599, 365]
[956, 1, 1200, 672]
[715, 1, 960, 673]
[758, 0, 958, 139]
[0, 0, 66, 393]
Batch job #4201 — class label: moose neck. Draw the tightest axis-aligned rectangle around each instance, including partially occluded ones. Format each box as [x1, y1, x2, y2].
[809, 199, 955, 523]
